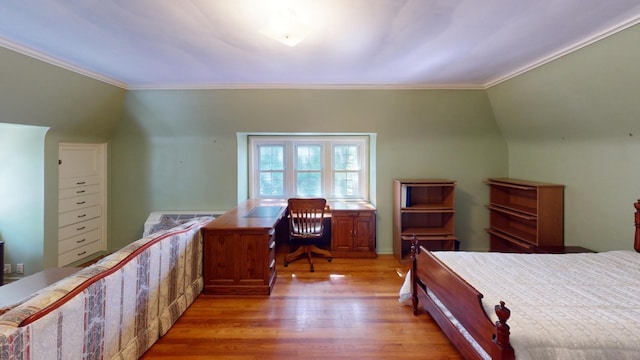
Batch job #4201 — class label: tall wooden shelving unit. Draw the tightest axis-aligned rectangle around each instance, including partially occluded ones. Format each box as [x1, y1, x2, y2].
[393, 179, 456, 262]
[486, 178, 564, 253]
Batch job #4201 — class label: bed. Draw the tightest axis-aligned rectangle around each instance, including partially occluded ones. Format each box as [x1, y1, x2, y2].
[411, 199, 640, 360]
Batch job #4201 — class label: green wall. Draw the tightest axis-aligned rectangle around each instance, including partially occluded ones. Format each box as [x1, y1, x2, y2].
[487, 23, 640, 251]
[2, 21, 639, 272]
[110, 89, 506, 253]
[0, 123, 48, 275]
[0, 46, 126, 274]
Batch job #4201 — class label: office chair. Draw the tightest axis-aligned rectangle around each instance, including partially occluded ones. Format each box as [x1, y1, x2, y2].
[284, 198, 332, 272]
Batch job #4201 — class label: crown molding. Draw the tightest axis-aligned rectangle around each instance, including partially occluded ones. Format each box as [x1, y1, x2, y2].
[484, 15, 640, 89]
[126, 82, 484, 91]
[0, 36, 127, 89]
[2, 14, 639, 91]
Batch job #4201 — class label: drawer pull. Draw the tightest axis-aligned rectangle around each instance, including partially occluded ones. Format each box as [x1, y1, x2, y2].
[77, 238, 86, 244]
[76, 201, 86, 205]
[269, 241, 276, 249]
[269, 259, 276, 269]
[77, 214, 87, 218]
[76, 226, 86, 231]
[77, 251, 87, 256]
[76, 190, 85, 194]
[76, 181, 86, 185]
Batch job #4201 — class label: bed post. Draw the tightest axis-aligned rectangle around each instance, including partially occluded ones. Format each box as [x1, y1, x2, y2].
[410, 235, 419, 315]
[493, 301, 515, 360]
[634, 200, 640, 252]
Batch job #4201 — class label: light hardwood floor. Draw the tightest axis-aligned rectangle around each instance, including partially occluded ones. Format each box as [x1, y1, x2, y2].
[141, 249, 462, 359]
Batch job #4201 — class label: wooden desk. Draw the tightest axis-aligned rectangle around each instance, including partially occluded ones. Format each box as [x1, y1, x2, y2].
[201, 199, 288, 295]
[201, 199, 377, 295]
[329, 201, 377, 259]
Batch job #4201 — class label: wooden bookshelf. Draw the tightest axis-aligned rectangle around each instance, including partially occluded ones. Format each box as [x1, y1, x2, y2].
[393, 179, 456, 262]
[486, 178, 564, 252]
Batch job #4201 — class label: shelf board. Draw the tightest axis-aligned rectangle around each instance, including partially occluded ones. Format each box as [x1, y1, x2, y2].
[486, 227, 535, 247]
[486, 178, 564, 189]
[487, 204, 537, 219]
[402, 228, 454, 237]
[402, 236, 457, 242]
[401, 205, 454, 212]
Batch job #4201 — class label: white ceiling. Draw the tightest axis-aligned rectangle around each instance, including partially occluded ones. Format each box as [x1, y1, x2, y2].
[0, 0, 639, 89]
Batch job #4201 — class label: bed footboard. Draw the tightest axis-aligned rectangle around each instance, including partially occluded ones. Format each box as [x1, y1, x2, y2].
[410, 240, 514, 360]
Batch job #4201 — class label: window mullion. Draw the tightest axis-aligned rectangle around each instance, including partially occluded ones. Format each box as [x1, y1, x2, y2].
[325, 144, 333, 199]
[284, 141, 295, 198]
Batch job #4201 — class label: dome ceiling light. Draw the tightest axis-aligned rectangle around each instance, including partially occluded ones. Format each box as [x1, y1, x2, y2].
[259, 8, 310, 47]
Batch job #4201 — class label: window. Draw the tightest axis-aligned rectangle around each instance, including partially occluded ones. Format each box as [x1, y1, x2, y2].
[249, 135, 369, 200]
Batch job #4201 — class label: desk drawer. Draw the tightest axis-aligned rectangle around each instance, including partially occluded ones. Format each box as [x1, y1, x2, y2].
[269, 238, 276, 272]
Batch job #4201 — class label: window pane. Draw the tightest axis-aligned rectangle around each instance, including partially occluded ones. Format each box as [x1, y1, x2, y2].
[250, 135, 368, 200]
[297, 172, 321, 197]
[259, 145, 284, 170]
[296, 145, 321, 170]
[334, 172, 359, 197]
[334, 145, 359, 170]
[259, 172, 284, 196]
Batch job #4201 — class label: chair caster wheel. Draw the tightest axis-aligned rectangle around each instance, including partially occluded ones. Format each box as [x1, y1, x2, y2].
[327, 257, 332, 262]
[310, 266, 314, 272]
[284, 262, 289, 267]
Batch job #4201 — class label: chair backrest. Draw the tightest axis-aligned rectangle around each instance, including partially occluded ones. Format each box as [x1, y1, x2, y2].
[288, 198, 327, 239]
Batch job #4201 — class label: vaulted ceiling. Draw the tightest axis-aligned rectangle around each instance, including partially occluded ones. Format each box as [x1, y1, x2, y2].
[1, 0, 639, 89]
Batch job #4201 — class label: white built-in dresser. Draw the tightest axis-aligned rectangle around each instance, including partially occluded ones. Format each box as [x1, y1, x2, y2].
[58, 143, 107, 266]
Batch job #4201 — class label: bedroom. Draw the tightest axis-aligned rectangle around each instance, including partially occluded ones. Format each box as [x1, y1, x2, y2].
[0, 2, 639, 292]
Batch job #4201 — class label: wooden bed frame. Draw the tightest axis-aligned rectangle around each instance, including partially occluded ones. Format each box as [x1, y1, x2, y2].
[411, 199, 640, 360]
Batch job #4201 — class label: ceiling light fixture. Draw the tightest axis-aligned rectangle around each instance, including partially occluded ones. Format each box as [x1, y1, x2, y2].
[259, 8, 310, 47]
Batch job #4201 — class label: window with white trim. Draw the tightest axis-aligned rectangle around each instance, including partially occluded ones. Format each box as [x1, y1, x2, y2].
[249, 135, 369, 200]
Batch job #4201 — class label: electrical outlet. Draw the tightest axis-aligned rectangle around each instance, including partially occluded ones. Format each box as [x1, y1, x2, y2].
[16, 263, 24, 274]
[3, 264, 10, 274]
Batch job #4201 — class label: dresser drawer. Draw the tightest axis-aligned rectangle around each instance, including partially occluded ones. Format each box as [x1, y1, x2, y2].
[59, 205, 101, 227]
[58, 228, 101, 254]
[58, 240, 102, 266]
[59, 175, 100, 190]
[59, 184, 100, 199]
[58, 217, 101, 240]
[58, 193, 100, 213]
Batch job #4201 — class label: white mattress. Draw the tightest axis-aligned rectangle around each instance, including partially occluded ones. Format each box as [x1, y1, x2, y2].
[432, 250, 640, 360]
